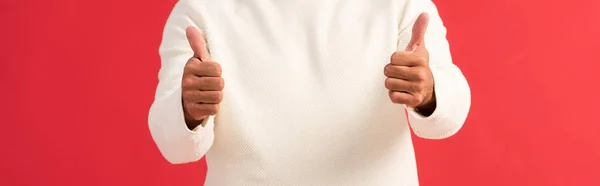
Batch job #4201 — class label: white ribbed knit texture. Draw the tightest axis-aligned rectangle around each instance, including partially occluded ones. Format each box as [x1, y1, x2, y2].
[148, 0, 471, 185]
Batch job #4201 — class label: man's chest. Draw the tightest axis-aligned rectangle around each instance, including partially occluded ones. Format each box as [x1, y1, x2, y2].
[191, 0, 400, 68]
[188, 0, 403, 104]
[192, 0, 402, 60]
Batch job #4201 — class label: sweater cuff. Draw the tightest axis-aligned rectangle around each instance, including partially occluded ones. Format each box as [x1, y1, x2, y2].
[164, 87, 214, 135]
[148, 86, 215, 163]
[404, 67, 460, 139]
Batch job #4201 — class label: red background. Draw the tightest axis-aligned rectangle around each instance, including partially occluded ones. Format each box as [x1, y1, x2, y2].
[1, 0, 599, 185]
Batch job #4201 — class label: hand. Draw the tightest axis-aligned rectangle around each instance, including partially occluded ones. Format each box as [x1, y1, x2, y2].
[384, 13, 435, 109]
[182, 26, 224, 127]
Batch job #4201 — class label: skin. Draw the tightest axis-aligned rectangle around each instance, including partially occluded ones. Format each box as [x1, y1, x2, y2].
[385, 13, 437, 116]
[182, 27, 223, 129]
[182, 13, 436, 129]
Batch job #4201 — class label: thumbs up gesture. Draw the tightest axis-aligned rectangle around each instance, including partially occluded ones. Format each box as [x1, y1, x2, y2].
[181, 26, 224, 127]
[384, 13, 435, 109]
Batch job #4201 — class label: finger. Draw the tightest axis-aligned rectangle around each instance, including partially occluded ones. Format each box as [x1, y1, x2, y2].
[388, 91, 420, 106]
[185, 103, 219, 119]
[183, 90, 223, 104]
[389, 91, 422, 107]
[390, 51, 428, 66]
[406, 12, 429, 51]
[385, 78, 423, 93]
[185, 59, 222, 77]
[384, 64, 421, 80]
[182, 76, 224, 91]
[186, 26, 212, 62]
[198, 77, 224, 91]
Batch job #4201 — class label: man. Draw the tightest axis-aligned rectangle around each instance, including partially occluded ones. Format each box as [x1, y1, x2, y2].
[148, 0, 471, 185]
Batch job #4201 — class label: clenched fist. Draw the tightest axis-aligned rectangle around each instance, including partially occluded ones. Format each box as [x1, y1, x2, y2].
[384, 13, 436, 113]
[182, 26, 224, 128]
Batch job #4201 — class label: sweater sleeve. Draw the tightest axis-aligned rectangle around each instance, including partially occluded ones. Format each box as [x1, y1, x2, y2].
[148, 0, 215, 164]
[397, 0, 471, 139]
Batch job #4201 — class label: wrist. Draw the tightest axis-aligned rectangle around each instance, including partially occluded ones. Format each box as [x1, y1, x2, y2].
[183, 108, 204, 130]
[182, 99, 205, 130]
[415, 91, 436, 116]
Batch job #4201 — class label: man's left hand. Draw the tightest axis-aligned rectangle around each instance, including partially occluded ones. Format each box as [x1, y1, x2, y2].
[384, 13, 436, 110]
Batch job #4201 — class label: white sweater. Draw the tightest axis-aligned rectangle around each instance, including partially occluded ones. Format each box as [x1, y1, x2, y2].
[148, 0, 471, 185]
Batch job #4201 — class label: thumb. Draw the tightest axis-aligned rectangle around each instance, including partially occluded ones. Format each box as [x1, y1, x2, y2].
[406, 12, 429, 51]
[186, 26, 212, 61]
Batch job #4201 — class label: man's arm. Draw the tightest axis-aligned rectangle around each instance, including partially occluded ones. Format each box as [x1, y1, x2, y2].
[397, 0, 471, 139]
[148, 0, 215, 164]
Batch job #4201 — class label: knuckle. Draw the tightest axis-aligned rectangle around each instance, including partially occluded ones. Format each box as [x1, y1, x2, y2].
[202, 62, 222, 76]
[390, 53, 398, 62]
[187, 57, 201, 67]
[182, 90, 193, 100]
[214, 92, 224, 103]
[395, 51, 407, 58]
[185, 103, 197, 113]
[208, 105, 219, 115]
[415, 70, 427, 81]
[207, 78, 222, 87]
[212, 63, 223, 76]
[198, 77, 211, 87]
[415, 94, 422, 102]
[392, 95, 405, 104]
[388, 93, 397, 103]
[204, 91, 222, 102]
[384, 78, 393, 90]
[418, 84, 426, 92]
[391, 52, 405, 64]
[185, 104, 207, 119]
[191, 107, 205, 116]
[203, 77, 214, 85]
[389, 92, 400, 103]
[216, 78, 225, 90]
[416, 57, 428, 64]
[182, 76, 195, 88]
[409, 83, 417, 91]
[413, 97, 423, 106]
[383, 64, 393, 77]
[413, 83, 424, 92]
[391, 95, 400, 103]
[183, 102, 191, 109]
[383, 65, 389, 76]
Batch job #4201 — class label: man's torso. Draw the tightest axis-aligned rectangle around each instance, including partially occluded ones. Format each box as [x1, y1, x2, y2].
[189, 0, 419, 185]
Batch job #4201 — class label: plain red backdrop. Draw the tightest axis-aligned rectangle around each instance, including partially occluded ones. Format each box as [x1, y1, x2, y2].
[1, 0, 599, 185]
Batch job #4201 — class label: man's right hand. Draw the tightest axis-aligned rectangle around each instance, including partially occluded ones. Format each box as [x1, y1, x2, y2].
[182, 26, 224, 129]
